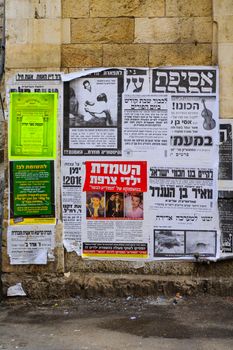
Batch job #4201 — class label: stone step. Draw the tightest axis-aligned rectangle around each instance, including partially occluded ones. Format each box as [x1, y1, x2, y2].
[2, 272, 233, 299]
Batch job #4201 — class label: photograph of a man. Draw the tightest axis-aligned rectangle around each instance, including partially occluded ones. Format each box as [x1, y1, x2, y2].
[84, 93, 113, 126]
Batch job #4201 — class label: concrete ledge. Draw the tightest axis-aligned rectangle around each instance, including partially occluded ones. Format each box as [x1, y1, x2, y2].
[2, 272, 233, 299]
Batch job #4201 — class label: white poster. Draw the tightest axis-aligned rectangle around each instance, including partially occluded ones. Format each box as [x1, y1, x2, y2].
[61, 159, 83, 254]
[7, 225, 55, 265]
[60, 66, 220, 261]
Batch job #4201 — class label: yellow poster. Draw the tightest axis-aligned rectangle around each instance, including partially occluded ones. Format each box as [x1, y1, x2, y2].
[9, 93, 58, 160]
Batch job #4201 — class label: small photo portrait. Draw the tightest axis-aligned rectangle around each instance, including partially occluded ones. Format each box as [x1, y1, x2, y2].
[125, 192, 143, 219]
[106, 192, 124, 218]
[154, 230, 184, 255]
[185, 231, 216, 256]
[86, 192, 105, 219]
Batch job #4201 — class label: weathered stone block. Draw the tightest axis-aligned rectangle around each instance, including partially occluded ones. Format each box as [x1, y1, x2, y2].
[62, 0, 89, 18]
[6, 0, 30, 19]
[6, 0, 61, 19]
[62, 19, 71, 44]
[180, 17, 213, 43]
[149, 44, 212, 66]
[71, 18, 134, 44]
[6, 44, 61, 68]
[68, 68, 83, 73]
[30, 19, 61, 44]
[216, 16, 233, 43]
[90, 0, 165, 17]
[6, 19, 29, 44]
[166, 0, 212, 17]
[213, 0, 233, 16]
[62, 44, 102, 67]
[7, 19, 61, 45]
[220, 97, 233, 118]
[218, 44, 233, 67]
[135, 18, 178, 43]
[135, 17, 213, 44]
[219, 66, 233, 102]
[103, 44, 149, 67]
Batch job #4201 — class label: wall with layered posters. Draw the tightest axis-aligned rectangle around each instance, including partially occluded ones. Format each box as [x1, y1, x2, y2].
[4, 68, 225, 267]
[2, 0, 233, 296]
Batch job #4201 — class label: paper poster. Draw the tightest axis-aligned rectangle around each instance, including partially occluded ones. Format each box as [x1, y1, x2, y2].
[7, 225, 55, 264]
[9, 160, 55, 225]
[63, 69, 124, 157]
[82, 160, 149, 259]
[60, 66, 220, 261]
[218, 191, 233, 258]
[150, 67, 219, 164]
[61, 159, 83, 254]
[149, 164, 219, 259]
[9, 92, 58, 160]
[83, 161, 147, 193]
[219, 119, 233, 190]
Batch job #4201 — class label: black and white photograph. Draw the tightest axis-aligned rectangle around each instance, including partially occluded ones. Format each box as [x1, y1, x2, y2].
[185, 230, 216, 256]
[69, 77, 117, 127]
[218, 197, 233, 255]
[63, 69, 124, 157]
[154, 230, 184, 256]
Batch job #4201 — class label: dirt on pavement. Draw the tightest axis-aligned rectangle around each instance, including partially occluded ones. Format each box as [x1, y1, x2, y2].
[0, 295, 233, 350]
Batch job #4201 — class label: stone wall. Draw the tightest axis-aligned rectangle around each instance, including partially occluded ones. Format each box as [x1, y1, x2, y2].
[61, 0, 213, 68]
[2, 0, 233, 298]
[213, 0, 233, 117]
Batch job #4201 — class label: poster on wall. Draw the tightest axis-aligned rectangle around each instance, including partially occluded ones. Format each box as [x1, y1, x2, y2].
[150, 67, 219, 164]
[122, 94, 169, 161]
[219, 119, 233, 189]
[9, 160, 55, 225]
[7, 72, 63, 119]
[82, 160, 149, 259]
[149, 165, 219, 259]
[61, 159, 83, 254]
[9, 92, 58, 160]
[62, 69, 124, 157]
[218, 191, 233, 258]
[7, 225, 55, 264]
[60, 66, 220, 261]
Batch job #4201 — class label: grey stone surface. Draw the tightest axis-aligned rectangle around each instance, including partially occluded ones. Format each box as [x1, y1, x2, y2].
[0, 295, 233, 350]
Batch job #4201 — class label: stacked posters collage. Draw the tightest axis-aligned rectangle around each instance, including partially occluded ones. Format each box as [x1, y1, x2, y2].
[6, 66, 233, 264]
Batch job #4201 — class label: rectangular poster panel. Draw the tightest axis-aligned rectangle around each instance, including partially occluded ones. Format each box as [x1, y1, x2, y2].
[83, 161, 147, 192]
[82, 160, 149, 259]
[218, 191, 233, 258]
[123, 94, 169, 161]
[124, 68, 150, 94]
[60, 66, 220, 261]
[219, 119, 233, 190]
[150, 67, 219, 164]
[63, 69, 124, 157]
[149, 164, 219, 259]
[7, 225, 55, 265]
[9, 160, 55, 225]
[9, 92, 58, 160]
[61, 159, 83, 254]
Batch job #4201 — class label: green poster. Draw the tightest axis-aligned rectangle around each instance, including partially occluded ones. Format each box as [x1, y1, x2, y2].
[10, 161, 55, 225]
[9, 93, 58, 160]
